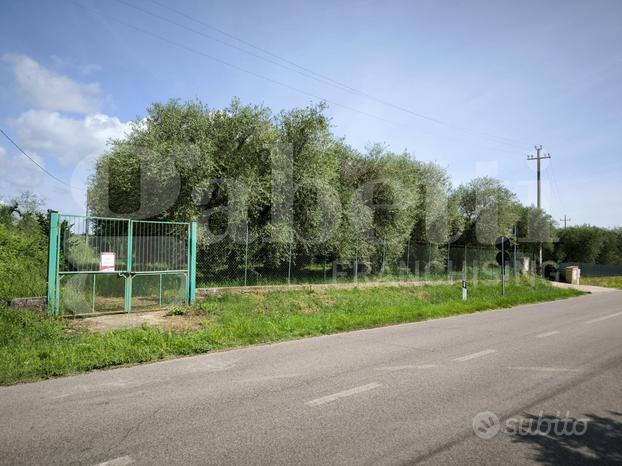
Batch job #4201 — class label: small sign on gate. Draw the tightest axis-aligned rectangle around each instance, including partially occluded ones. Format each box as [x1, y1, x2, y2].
[99, 252, 116, 272]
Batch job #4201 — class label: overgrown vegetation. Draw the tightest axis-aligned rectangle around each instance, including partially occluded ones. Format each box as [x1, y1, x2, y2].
[0, 280, 582, 384]
[0, 193, 48, 302]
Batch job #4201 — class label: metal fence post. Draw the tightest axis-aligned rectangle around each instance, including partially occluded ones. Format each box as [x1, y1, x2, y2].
[46, 210, 60, 315]
[447, 242, 451, 280]
[428, 242, 432, 267]
[381, 239, 386, 276]
[244, 223, 249, 287]
[188, 221, 197, 304]
[323, 255, 327, 282]
[92, 274, 96, 313]
[287, 239, 293, 285]
[125, 219, 133, 312]
[406, 238, 411, 276]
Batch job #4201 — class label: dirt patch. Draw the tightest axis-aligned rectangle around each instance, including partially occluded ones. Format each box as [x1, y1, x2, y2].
[72, 310, 205, 333]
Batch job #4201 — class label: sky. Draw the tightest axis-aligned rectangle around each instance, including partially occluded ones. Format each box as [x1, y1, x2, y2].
[0, 0, 620, 227]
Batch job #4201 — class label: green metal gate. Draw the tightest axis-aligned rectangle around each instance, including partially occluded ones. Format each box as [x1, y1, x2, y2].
[47, 211, 197, 316]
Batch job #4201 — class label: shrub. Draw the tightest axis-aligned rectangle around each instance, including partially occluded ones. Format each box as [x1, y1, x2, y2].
[0, 224, 47, 302]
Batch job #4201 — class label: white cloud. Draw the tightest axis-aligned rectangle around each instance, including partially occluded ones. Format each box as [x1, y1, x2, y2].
[3, 53, 101, 113]
[11, 110, 132, 166]
[50, 55, 102, 75]
[1, 53, 133, 212]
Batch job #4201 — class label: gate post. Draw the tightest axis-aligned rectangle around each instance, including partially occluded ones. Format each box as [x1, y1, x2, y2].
[188, 222, 197, 304]
[125, 219, 133, 312]
[47, 211, 60, 315]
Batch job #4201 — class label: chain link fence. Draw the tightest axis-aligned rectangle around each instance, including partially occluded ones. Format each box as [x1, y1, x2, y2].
[196, 233, 535, 289]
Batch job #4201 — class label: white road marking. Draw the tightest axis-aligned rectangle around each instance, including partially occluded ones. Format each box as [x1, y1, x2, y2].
[453, 349, 497, 362]
[510, 366, 579, 372]
[94, 456, 134, 466]
[305, 383, 382, 407]
[376, 364, 441, 371]
[536, 330, 560, 338]
[585, 312, 622, 324]
[237, 373, 303, 383]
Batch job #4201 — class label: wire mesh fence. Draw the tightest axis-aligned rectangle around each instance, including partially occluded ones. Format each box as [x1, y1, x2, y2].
[196, 233, 536, 289]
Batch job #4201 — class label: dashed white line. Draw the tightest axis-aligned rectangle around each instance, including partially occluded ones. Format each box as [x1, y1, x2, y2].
[510, 366, 579, 372]
[376, 364, 440, 371]
[94, 456, 134, 466]
[536, 330, 560, 338]
[453, 349, 497, 362]
[585, 312, 622, 324]
[237, 373, 303, 383]
[305, 383, 382, 407]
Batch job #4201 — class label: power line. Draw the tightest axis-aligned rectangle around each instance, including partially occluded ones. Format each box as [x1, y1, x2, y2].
[149, 0, 367, 94]
[114, 0, 356, 95]
[150, 0, 530, 148]
[547, 157, 567, 217]
[112, 0, 531, 150]
[0, 127, 77, 189]
[73, 1, 404, 127]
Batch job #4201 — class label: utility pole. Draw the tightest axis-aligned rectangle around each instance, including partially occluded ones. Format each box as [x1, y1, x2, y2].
[527, 145, 551, 275]
[560, 215, 571, 229]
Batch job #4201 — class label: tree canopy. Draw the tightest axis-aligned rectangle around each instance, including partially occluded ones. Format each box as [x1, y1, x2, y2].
[86, 98, 621, 270]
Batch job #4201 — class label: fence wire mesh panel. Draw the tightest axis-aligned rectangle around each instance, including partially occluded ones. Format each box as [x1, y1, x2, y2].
[58, 215, 129, 273]
[132, 221, 189, 272]
[195, 230, 534, 290]
[47, 212, 196, 316]
[131, 273, 187, 312]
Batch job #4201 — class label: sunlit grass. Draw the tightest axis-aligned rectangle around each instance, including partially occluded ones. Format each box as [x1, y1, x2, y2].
[0, 279, 583, 384]
[579, 276, 622, 290]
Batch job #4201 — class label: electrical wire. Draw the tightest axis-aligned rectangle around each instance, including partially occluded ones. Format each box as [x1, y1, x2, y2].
[88, 5, 525, 157]
[0, 127, 78, 189]
[73, 1, 405, 127]
[111, 0, 531, 150]
[547, 158, 568, 221]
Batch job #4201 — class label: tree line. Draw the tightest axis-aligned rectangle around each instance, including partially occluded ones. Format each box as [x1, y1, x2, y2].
[81, 99, 620, 272]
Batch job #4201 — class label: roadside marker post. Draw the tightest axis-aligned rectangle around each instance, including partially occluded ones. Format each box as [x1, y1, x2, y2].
[496, 236, 512, 296]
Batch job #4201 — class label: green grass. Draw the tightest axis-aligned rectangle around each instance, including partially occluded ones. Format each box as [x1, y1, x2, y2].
[0, 280, 583, 384]
[580, 276, 622, 290]
[0, 224, 47, 302]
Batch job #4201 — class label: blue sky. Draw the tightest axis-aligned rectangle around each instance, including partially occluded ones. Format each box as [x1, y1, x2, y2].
[0, 0, 620, 226]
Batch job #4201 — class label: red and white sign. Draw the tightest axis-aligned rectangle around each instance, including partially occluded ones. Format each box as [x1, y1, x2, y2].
[99, 252, 116, 272]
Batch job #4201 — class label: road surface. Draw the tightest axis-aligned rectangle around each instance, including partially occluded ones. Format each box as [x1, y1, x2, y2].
[1, 291, 621, 465]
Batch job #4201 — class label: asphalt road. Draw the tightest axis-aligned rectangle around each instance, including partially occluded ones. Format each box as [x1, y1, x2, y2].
[1, 291, 621, 466]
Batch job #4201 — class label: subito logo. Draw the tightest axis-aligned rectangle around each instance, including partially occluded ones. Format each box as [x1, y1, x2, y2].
[472, 411, 500, 439]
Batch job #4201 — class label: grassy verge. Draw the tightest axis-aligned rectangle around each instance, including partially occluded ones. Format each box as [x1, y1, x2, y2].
[579, 276, 622, 290]
[0, 280, 583, 384]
